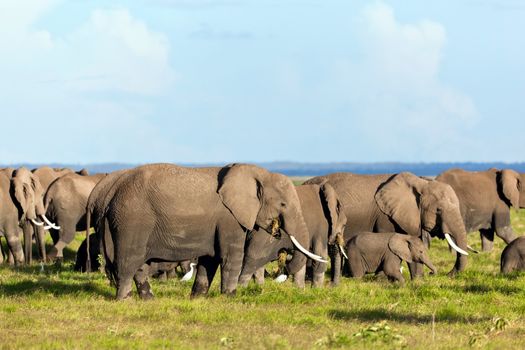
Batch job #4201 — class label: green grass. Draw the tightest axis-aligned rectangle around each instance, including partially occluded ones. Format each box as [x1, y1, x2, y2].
[1, 211, 525, 349]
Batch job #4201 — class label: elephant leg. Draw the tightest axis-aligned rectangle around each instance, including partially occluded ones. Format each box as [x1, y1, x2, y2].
[191, 256, 220, 298]
[166, 268, 177, 280]
[23, 223, 34, 265]
[293, 264, 306, 288]
[329, 244, 342, 286]
[179, 260, 191, 274]
[7, 250, 15, 265]
[5, 228, 24, 266]
[49, 228, 59, 245]
[220, 248, 244, 295]
[115, 257, 144, 300]
[47, 220, 76, 261]
[157, 271, 168, 282]
[34, 225, 46, 262]
[116, 277, 134, 300]
[384, 264, 405, 285]
[312, 271, 325, 288]
[421, 231, 431, 249]
[480, 229, 495, 252]
[0, 238, 4, 264]
[134, 264, 154, 300]
[407, 262, 424, 279]
[495, 226, 516, 245]
[254, 267, 265, 285]
[311, 240, 327, 288]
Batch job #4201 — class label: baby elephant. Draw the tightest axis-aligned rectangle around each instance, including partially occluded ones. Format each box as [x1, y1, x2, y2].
[346, 232, 437, 284]
[501, 237, 525, 274]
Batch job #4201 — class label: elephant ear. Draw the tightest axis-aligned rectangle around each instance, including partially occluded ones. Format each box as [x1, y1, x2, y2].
[218, 164, 263, 231]
[13, 179, 31, 217]
[320, 183, 343, 237]
[388, 235, 413, 263]
[499, 169, 521, 210]
[375, 172, 427, 236]
[30, 174, 44, 198]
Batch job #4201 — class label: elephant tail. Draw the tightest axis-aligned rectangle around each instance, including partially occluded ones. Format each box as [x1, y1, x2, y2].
[85, 203, 92, 272]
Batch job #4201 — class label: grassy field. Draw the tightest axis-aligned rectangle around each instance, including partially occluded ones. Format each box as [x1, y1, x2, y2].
[0, 211, 524, 349]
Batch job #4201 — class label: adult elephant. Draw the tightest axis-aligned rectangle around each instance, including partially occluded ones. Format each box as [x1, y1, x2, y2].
[305, 172, 470, 278]
[0, 168, 16, 264]
[45, 172, 106, 262]
[98, 163, 324, 300]
[0, 167, 43, 264]
[22, 166, 85, 262]
[239, 182, 347, 288]
[2, 167, 58, 264]
[436, 168, 524, 252]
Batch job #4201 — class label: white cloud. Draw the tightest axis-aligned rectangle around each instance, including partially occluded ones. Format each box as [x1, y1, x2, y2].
[336, 2, 478, 161]
[0, 3, 177, 163]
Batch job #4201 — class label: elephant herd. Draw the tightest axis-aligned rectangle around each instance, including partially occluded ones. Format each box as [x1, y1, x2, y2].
[0, 164, 524, 300]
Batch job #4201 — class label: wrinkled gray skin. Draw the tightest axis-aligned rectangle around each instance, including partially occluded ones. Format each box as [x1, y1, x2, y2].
[0, 171, 24, 265]
[99, 163, 312, 300]
[23, 167, 86, 262]
[305, 172, 469, 280]
[346, 232, 436, 284]
[436, 169, 524, 252]
[239, 183, 346, 288]
[45, 172, 106, 261]
[10, 167, 48, 264]
[501, 237, 525, 274]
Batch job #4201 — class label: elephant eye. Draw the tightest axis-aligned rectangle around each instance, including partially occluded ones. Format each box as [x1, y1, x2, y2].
[280, 202, 286, 208]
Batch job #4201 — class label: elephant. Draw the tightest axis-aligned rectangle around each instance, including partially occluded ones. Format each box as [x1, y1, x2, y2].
[346, 232, 436, 284]
[0, 172, 25, 265]
[436, 168, 524, 252]
[74, 233, 101, 272]
[238, 182, 347, 288]
[501, 237, 525, 274]
[4, 167, 86, 263]
[304, 172, 470, 279]
[44, 172, 106, 262]
[97, 163, 325, 300]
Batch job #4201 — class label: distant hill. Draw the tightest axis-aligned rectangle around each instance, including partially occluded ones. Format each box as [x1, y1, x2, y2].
[2, 162, 524, 177]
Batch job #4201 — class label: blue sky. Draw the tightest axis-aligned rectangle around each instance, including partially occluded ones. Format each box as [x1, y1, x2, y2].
[0, 0, 523, 164]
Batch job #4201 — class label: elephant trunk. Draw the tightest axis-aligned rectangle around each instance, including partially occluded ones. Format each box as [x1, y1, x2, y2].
[238, 254, 272, 286]
[442, 209, 469, 276]
[422, 255, 437, 275]
[283, 210, 314, 275]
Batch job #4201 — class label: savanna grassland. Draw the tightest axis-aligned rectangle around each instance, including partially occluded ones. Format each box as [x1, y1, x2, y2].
[1, 211, 525, 349]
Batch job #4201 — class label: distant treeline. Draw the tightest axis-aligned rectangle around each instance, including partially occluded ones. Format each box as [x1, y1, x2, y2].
[3, 162, 525, 177]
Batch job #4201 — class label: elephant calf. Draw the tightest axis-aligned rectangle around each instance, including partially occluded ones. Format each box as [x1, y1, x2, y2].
[501, 237, 525, 274]
[346, 232, 436, 284]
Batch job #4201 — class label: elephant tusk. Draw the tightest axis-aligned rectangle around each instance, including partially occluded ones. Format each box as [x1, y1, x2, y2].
[41, 215, 61, 230]
[289, 235, 328, 263]
[400, 266, 404, 274]
[339, 244, 348, 260]
[467, 245, 479, 254]
[30, 219, 44, 226]
[180, 263, 197, 282]
[274, 274, 288, 283]
[444, 234, 468, 256]
[44, 225, 52, 230]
